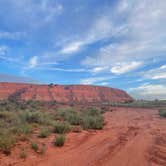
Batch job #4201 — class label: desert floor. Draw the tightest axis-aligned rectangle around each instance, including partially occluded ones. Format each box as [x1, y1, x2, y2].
[1, 107, 166, 166]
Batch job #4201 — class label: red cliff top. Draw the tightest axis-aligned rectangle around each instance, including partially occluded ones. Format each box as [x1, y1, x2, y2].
[0, 82, 133, 103]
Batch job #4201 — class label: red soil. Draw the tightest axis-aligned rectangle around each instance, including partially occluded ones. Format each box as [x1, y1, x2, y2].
[1, 107, 166, 166]
[0, 82, 133, 103]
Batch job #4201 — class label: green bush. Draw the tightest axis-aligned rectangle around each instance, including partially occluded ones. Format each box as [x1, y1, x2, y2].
[55, 108, 81, 125]
[0, 134, 16, 155]
[38, 128, 50, 138]
[81, 116, 104, 130]
[66, 113, 81, 125]
[54, 135, 65, 147]
[83, 107, 101, 116]
[80, 107, 104, 130]
[31, 142, 38, 152]
[0, 111, 17, 124]
[55, 108, 76, 119]
[19, 111, 42, 124]
[159, 109, 166, 117]
[19, 111, 52, 125]
[19, 149, 27, 159]
[0, 111, 12, 120]
[11, 123, 32, 135]
[53, 122, 71, 134]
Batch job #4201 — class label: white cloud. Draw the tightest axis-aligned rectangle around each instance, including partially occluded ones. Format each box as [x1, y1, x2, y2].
[0, 46, 8, 55]
[143, 65, 166, 80]
[0, 31, 26, 40]
[110, 61, 143, 74]
[80, 76, 112, 85]
[90, 66, 109, 74]
[152, 74, 166, 80]
[118, 0, 129, 13]
[39, 0, 63, 22]
[28, 56, 38, 68]
[160, 65, 166, 69]
[99, 82, 109, 86]
[9, 0, 63, 27]
[129, 83, 166, 100]
[59, 16, 127, 55]
[60, 41, 83, 54]
[33, 66, 87, 73]
[0, 46, 20, 63]
[82, 0, 166, 73]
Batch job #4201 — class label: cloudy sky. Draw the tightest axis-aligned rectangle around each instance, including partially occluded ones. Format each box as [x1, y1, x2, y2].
[0, 0, 166, 100]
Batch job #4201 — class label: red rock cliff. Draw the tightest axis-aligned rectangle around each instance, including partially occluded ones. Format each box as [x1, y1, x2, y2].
[0, 82, 133, 103]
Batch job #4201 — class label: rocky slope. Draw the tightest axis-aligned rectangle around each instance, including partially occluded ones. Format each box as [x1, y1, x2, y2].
[0, 82, 133, 103]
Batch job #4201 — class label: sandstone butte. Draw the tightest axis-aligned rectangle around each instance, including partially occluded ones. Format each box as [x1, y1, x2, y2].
[0, 82, 133, 103]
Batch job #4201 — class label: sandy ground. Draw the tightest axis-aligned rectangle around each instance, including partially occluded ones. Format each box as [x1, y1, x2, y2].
[0, 107, 166, 166]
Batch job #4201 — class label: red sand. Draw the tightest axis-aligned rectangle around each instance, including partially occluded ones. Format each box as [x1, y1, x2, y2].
[1, 107, 166, 166]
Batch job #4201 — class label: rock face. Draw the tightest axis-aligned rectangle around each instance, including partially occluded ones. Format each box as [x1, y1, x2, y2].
[0, 82, 133, 103]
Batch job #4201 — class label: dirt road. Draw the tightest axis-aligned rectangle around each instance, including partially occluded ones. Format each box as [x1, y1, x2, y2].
[1, 107, 166, 166]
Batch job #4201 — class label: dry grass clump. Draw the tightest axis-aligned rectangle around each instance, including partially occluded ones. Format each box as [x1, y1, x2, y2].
[53, 122, 71, 134]
[54, 135, 66, 147]
[159, 109, 166, 118]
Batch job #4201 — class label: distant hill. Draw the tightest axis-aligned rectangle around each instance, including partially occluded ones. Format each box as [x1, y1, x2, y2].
[0, 82, 133, 103]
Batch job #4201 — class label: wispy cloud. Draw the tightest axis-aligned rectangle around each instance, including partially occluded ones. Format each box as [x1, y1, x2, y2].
[59, 41, 83, 54]
[0, 46, 20, 64]
[59, 15, 127, 55]
[25, 55, 87, 72]
[13, 0, 63, 24]
[82, 0, 166, 73]
[129, 83, 166, 100]
[39, 0, 63, 22]
[142, 65, 166, 80]
[28, 56, 38, 68]
[0, 46, 8, 55]
[32, 66, 87, 73]
[80, 76, 113, 85]
[90, 67, 109, 74]
[0, 73, 39, 84]
[0, 31, 26, 40]
[110, 61, 143, 75]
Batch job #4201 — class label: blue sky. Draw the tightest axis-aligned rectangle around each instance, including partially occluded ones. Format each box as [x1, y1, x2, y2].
[0, 0, 166, 100]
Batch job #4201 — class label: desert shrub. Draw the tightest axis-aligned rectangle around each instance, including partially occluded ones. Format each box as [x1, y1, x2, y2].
[19, 149, 27, 159]
[11, 123, 32, 135]
[82, 107, 101, 117]
[55, 108, 81, 125]
[0, 111, 17, 124]
[42, 114, 54, 125]
[54, 135, 66, 147]
[0, 111, 12, 119]
[159, 109, 166, 117]
[53, 122, 71, 134]
[81, 116, 104, 130]
[80, 107, 104, 130]
[66, 113, 81, 125]
[19, 111, 42, 123]
[0, 134, 16, 155]
[0, 101, 18, 112]
[55, 107, 75, 119]
[31, 142, 39, 152]
[38, 127, 50, 138]
[19, 111, 52, 125]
